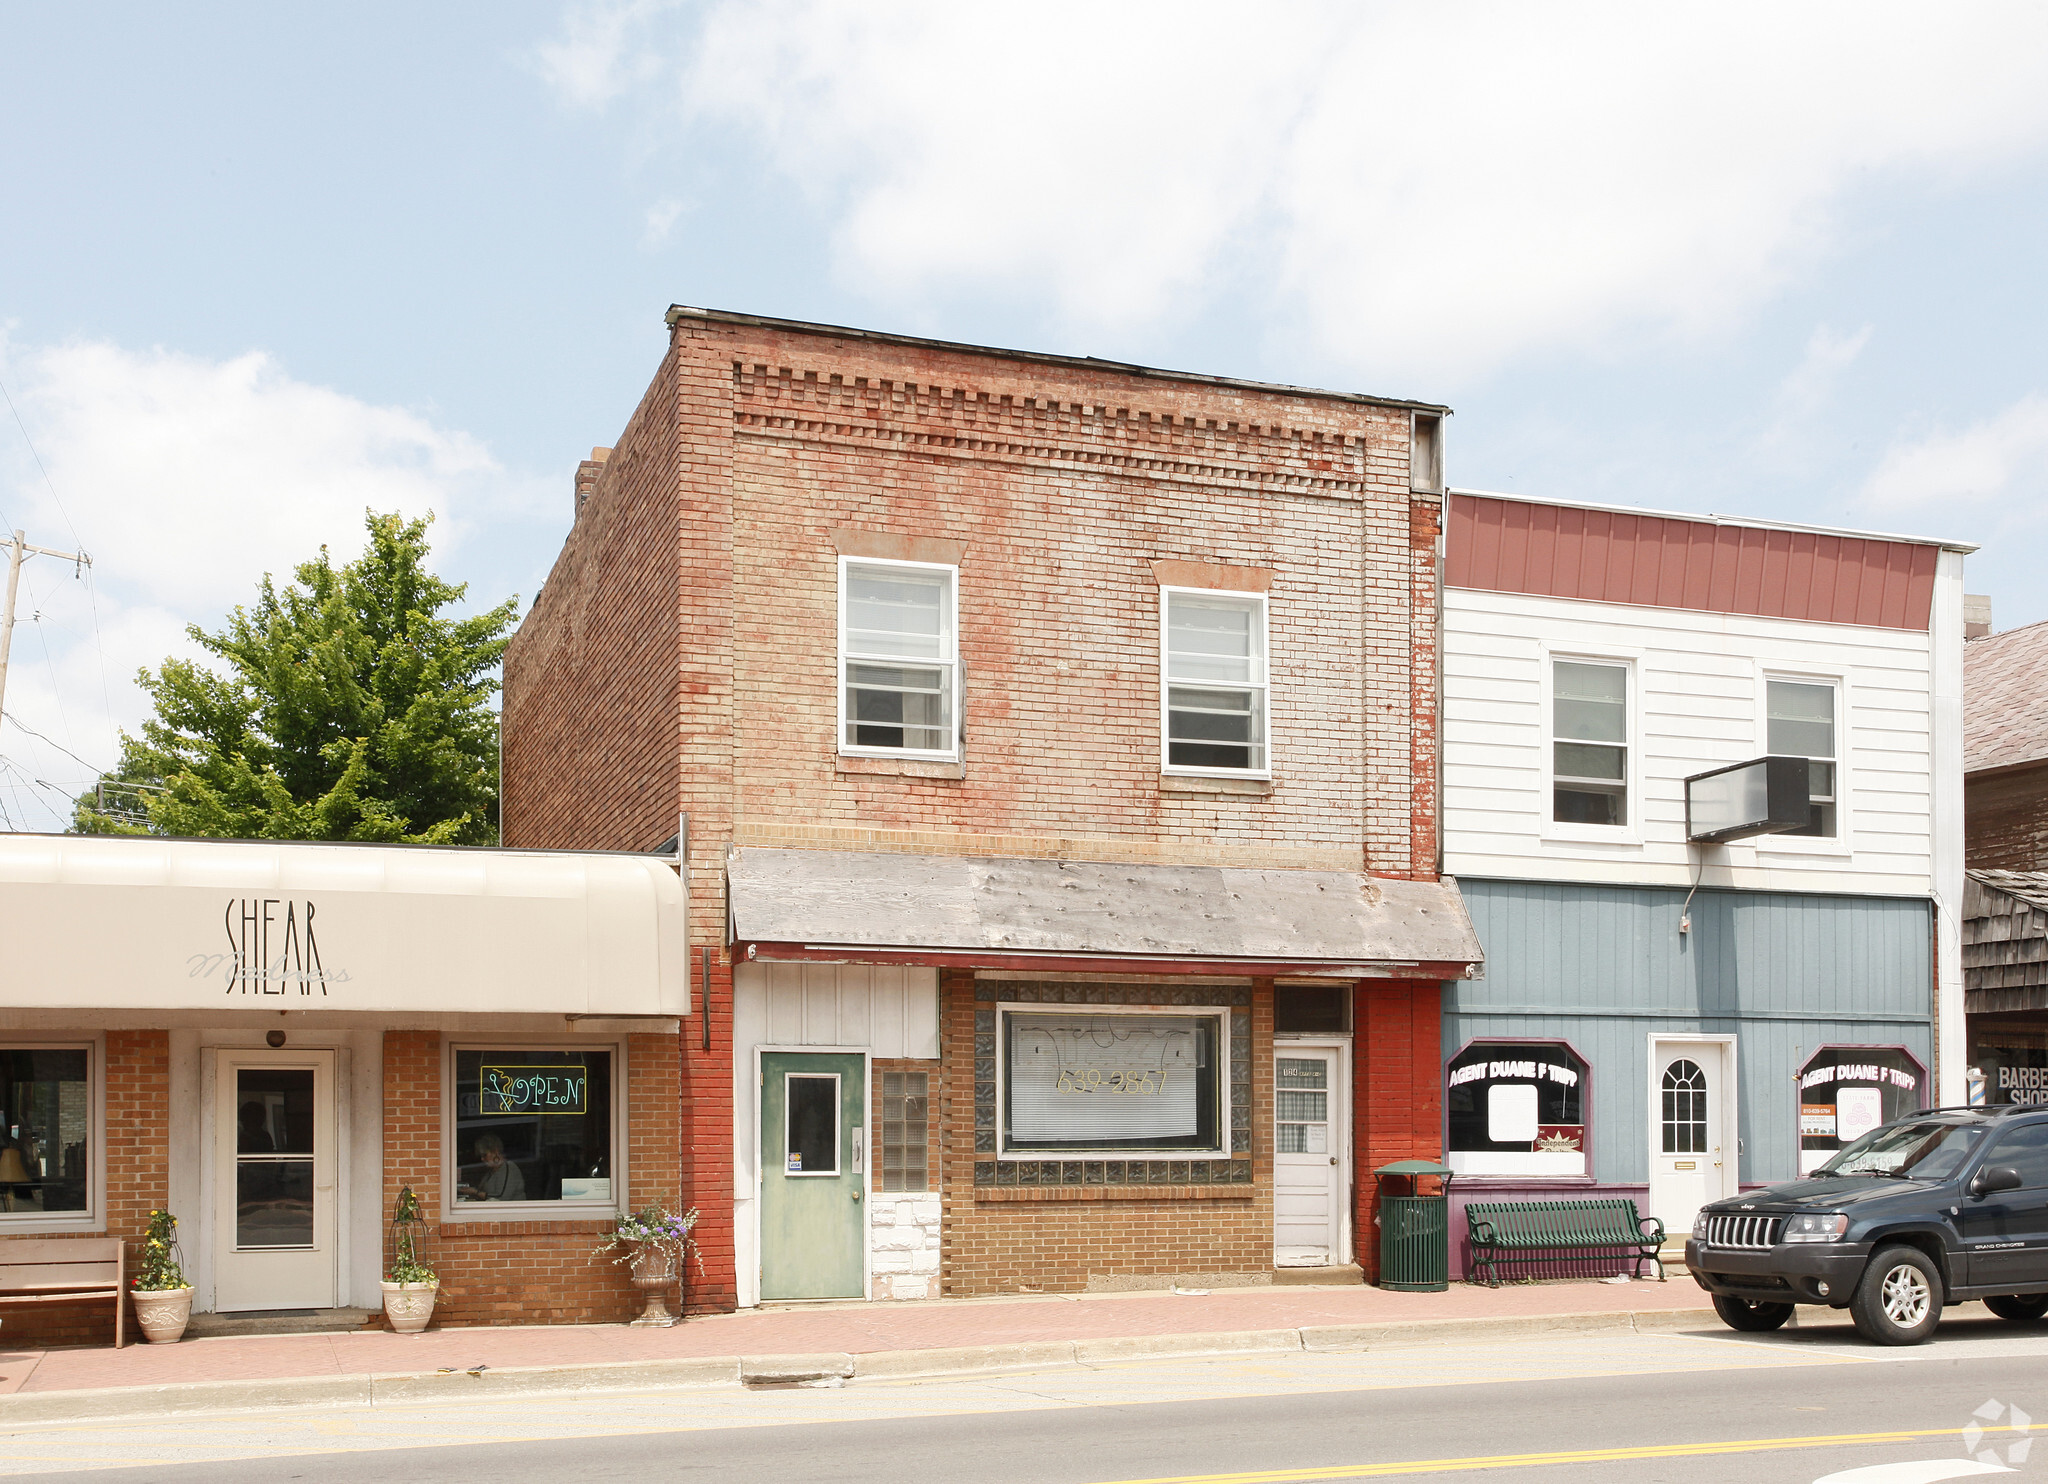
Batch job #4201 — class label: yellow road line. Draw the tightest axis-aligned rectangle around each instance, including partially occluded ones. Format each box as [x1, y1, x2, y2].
[1086, 1425, 2022, 1482]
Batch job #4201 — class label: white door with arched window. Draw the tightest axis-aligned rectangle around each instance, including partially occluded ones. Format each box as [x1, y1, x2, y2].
[1647, 1037, 1736, 1240]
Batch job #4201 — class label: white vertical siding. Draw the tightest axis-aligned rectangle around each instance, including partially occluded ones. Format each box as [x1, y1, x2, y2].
[730, 961, 939, 1307]
[1444, 587, 1937, 896]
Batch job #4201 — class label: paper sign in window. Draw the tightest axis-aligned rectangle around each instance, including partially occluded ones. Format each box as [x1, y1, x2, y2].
[1487, 1083, 1540, 1143]
[1836, 1086, 1884, 1144]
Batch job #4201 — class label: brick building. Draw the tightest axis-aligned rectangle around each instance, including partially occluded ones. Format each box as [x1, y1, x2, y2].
[503, 307, 1481, 1308]
[0, 833, 685, 1343]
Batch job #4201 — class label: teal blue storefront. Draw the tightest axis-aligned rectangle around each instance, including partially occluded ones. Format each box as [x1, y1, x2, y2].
[1443, 878, 1934, 1275]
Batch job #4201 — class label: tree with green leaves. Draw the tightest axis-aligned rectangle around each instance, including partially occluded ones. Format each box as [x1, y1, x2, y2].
[74, 511, 518, 844]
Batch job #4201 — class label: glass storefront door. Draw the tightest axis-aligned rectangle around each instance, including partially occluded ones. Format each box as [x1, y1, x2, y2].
[214, 1049, 336, 1311]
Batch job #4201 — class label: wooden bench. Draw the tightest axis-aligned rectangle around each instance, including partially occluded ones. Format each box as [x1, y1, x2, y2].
[0, 1237, 127, 1346]
[1465, 1199, 1665, 1288]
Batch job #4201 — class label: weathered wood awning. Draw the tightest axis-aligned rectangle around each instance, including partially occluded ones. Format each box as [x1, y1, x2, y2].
[1965, 869, 2048, 1014]
[726, 847, 1483, 979]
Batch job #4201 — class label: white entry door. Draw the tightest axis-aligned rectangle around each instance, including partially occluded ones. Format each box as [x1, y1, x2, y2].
[215, 1049, 337, 1312]
[1274, 1048, 1347, 1266]
[1647, 1039, 1735, 1241]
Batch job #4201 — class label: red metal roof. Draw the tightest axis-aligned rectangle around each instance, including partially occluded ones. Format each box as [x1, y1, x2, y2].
[1448, 494, 1939, 632]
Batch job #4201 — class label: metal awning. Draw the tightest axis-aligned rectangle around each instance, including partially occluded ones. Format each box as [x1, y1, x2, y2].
[726, 847, 1483, 978]
[0, 833, 688, 1016]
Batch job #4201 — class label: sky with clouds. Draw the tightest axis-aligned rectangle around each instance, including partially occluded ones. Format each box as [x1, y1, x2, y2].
[3, 1, 2047, 831]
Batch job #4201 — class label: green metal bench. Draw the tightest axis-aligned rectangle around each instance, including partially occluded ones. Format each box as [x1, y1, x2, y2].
[1464, 1199, 1665, 1288]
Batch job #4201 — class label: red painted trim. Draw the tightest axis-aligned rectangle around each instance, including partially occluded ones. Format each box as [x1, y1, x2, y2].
[1448, 494, 1939, 631]
[736, 940, 1476, 980]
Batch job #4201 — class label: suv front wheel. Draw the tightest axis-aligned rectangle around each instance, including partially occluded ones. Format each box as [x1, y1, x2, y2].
[1851, 1245, 1942, 1345]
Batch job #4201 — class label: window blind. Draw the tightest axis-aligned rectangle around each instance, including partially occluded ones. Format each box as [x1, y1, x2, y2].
[1006, 1013, 1204, 1143]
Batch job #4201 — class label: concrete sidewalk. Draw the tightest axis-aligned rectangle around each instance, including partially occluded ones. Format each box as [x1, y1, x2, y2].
[0, 1276, 1717, 1424]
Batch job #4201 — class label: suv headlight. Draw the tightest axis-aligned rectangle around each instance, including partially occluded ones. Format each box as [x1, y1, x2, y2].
[1782, 1213, 1849, 1243]
[1692, 1212, 1709, 1240]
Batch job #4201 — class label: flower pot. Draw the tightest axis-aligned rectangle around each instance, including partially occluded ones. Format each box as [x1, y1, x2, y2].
[627, 1242, 678, 1327]
[381, 1279, 439, 1334]
[132, 1285, 193, 1344]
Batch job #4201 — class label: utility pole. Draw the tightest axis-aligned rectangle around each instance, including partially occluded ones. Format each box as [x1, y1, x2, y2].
[0, 530, 91, 734]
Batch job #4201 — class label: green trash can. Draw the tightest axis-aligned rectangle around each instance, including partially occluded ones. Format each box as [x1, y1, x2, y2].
[1374, 1160, 1454, 1292]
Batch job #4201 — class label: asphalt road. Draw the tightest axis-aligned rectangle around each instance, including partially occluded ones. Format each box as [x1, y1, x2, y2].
[11, 1311, 2048, 1483]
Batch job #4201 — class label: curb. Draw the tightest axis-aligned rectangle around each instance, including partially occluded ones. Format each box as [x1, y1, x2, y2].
[0, 1306, 1721, 1425]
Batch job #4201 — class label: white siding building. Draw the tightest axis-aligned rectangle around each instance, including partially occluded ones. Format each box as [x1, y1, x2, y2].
[1439, 491, 1970, 1265]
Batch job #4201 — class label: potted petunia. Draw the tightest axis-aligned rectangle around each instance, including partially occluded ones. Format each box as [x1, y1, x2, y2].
[594, 1204, 702, 1326]
[381, 1185, 439, 1333]
[130, 1208, 193, 1343]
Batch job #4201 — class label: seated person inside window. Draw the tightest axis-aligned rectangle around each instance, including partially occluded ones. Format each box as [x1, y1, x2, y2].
[458, 1133, 527, 1202]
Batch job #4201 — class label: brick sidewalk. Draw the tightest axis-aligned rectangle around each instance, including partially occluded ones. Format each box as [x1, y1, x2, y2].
[0, 1277, 1710, 1397]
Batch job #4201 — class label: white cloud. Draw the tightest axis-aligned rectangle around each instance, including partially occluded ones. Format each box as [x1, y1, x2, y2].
[1861, 394, 2048, 511]
[0, 337, 537, 829]
[530, 0, 678, 110]
[549, 0, 2048, 385]
[641, 196, 686, 248]
[1775, 325, 1875, 425]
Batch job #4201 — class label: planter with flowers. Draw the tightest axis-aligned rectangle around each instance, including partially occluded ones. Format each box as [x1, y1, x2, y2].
[380, 1185, 439, 1333]
[130, 1208, 193, 1343]
[594, 1205, 702, 1326]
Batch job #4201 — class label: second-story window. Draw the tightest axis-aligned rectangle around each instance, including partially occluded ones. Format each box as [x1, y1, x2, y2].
[840, 558, 958, 758]
[1768, 678, 1837, 837]
[1163, 589, 1268, 774]
[1552, 659, 1628, 826]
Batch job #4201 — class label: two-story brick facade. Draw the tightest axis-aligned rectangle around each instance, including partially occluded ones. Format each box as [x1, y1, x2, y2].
[503, 308, 1480, 1309]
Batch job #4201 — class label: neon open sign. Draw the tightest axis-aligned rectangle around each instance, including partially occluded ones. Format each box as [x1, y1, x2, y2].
[480, 1066, 589, 1116]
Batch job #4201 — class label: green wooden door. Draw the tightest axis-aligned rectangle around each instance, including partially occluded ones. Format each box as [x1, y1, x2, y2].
[759, 1051, 867, 1300]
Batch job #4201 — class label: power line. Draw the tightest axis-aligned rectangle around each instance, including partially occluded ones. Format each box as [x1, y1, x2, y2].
[0, 370, 118, 763]
[1, 707, 107, 777]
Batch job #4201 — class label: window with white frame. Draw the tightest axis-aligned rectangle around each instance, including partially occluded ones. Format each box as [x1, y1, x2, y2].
[0, 1046, 93, 1222]
[1162, 589, 1267, 773]
[1767, 677, 1837, 838]
[839, 559, 959, 758]
[1551, 659, 1628, 826]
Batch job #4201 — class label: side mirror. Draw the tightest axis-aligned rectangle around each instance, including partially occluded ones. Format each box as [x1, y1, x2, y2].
[1974, 1165, 2024, 1198]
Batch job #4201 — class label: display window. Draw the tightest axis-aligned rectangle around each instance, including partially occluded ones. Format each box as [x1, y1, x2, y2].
[0, 1046, 94, 1224]
[998, 1006, 1228, 1155]
[449, 1046, 618, 1212]
[1446, 1040, 1588, 1177]
[1797, 1046, 1924, 1173]
[1966, 1023, 2048, 1108]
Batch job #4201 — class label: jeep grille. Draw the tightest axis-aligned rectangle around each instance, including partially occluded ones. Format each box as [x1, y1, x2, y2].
[1702, 1214, 1784, 1249]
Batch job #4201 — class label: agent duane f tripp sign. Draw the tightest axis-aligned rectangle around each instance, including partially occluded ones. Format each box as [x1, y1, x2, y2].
[188, 897, 350, 996]
[0, 833, 690, 1017]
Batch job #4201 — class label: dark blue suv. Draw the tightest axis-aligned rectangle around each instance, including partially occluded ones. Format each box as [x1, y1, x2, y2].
[1687, 1105, 2048, 1345]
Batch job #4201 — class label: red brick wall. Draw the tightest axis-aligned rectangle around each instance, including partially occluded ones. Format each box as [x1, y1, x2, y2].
[938, 974, 1274, 1295]
[0, 1030, 170, 1348]
[379, 1030, 685, 1328]
[1967, 763, 2048, 871]
[1353, 980, 1447, 1284]
[678, 956, 736, 1315]
[503, 314, 1450, 1311]
[502, 344, 683, 858]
